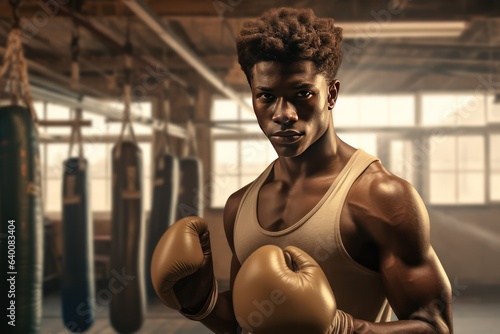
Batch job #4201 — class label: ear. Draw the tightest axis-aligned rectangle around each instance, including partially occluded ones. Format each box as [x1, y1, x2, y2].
[327, 80, 341, 110]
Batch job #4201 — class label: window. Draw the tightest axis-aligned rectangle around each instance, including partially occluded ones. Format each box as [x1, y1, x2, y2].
[38, 101, 152, 214]
[487, 94, 500, 123]
[490, 135, 500, 201]
[390, 139, 415, 185]
[210, 92, 496, 208]
[421, 92, 486, 127]
[337, 133, 378, 157]
[335, 95, 415, 127]
[429, 135, 485, 204]
[45, 144, 67, 212]
[210, 97, 276, 208]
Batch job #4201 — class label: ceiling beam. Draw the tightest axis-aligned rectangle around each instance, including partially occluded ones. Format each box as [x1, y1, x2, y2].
[122, 0, 252, 114]
[3, 0, 499, 20]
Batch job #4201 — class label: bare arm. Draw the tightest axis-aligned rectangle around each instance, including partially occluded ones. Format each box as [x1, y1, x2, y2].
[199, 186, 247, 334]
[349, 174, 453, 334]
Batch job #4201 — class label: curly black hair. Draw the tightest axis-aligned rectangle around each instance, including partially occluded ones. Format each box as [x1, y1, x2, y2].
[236, 7, 343, 84]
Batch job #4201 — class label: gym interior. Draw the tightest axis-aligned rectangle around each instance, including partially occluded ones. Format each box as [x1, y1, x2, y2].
[0, 0, 499, 333]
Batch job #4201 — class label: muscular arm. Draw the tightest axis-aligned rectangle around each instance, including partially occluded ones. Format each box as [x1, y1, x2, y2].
[198, 186, 247, 334]
[349, 173, 453, 334]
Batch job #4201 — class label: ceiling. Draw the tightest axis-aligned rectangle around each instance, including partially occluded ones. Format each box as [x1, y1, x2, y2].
[1, 0, 500, 101]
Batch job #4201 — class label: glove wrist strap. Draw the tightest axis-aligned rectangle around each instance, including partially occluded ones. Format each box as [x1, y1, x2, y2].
[330, 309, 354, 334]
[181, 278, 218, 321]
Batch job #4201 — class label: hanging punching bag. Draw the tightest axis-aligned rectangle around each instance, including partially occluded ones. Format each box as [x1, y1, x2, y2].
[110, 141, 145, 333]
[145, 153, 178, 300]
[0, 105, 44, 333]
[176, 156, 203, 220]
[61, 157, 95, 332]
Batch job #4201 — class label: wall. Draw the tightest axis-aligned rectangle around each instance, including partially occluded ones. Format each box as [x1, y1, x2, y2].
[429, 206, 500, 285]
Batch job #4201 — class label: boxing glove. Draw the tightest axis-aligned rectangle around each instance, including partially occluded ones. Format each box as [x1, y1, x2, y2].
[151, 216, 218, 320]
[233, 245, 353, 334]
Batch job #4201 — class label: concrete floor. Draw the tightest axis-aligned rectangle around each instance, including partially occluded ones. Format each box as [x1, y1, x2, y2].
[40, 284, 500, 334]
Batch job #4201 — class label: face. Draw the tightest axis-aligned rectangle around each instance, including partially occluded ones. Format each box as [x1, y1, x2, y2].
[250, 60, 339, 158]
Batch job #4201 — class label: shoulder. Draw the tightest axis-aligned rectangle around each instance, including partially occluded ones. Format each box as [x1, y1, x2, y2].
[223, 183, 252, 253]
[348, 162, 430, 264]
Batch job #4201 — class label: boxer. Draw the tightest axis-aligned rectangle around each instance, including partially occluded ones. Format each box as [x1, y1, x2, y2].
[151, 7, 453, 334]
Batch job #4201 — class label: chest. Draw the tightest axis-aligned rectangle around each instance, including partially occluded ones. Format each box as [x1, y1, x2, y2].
[257, 175, 336, 231]
[255, 177, 379, 271]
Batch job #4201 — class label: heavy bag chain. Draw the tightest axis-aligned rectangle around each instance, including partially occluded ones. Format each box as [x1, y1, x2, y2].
[67, 18, 85, 168]
[67, 106, 84, 161]
[0, 28, 37, 124]
[70, 18, 80, 91]
[114, 38, 137, 158]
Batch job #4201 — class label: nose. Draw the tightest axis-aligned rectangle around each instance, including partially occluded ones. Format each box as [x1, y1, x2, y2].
[272, 99, 298, 126]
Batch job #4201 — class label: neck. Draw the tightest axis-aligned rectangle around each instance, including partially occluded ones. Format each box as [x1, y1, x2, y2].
[275, 124, 342, 180]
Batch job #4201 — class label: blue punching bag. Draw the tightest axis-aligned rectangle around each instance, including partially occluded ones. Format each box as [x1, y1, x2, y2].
[61, 157, 95, 332]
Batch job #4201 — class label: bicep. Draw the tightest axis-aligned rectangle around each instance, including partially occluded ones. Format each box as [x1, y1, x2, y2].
[381, 246, 452, 324]
[367, 177, 452, 328]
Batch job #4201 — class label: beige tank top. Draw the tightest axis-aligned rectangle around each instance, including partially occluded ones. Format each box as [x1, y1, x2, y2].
[233, 149, 392, 323]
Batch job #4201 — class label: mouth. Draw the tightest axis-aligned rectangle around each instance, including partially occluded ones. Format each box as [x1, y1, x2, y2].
[270, 130, 304, 145]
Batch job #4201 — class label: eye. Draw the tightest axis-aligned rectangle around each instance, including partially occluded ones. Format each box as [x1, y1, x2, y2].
[257, 93, 275, 102]
[297, 91, 313, 98]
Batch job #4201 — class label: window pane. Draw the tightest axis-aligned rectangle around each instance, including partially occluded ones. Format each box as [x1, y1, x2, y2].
[490, 135, 500, 201]
[211, 175, 239, 207]
[212, 99, 239, 134]
[390, 140, 414, 184]
[81, 112, 107, 136]
[138, 143, 151, 177]
[491, 174, 500, 201]
[456, 94, 486, 126]
[422, 94, 457, 126]
[335, 96, 359, 127]
[46, 179, 62, 212]
[241, 97, 260, 132]
[90, 179, 108, 212]
[429, 136, 456, 171]
[46, 103, 71, 135]
[457, 136, 484, 171]
[241, 140, 274, 175]
[47, 144, 68, 179]
[430, 172, 456, 204]
[86, 144, 108, 178]
[359, 96, 389, 126]
[389, 95, 415, 126]
[491, 135, 500, 171]
[487, 94, 500, 123]
[458, 172, 484, 204]
[33, 101, 45, 127]
[338, 133, 377, 157]
[214, 141, 238, 172]
[212, 99, 238, 120]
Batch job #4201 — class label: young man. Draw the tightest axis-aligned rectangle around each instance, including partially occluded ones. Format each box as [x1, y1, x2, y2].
[150, 7, 453, 334]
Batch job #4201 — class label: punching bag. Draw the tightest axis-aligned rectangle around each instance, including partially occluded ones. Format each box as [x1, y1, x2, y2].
[145, 153, 178, 300]
[176, 156, 203, 220]
[0, 105, 44, 333]
[61, 157, 95, 332]
[110, 141, 145, 333]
